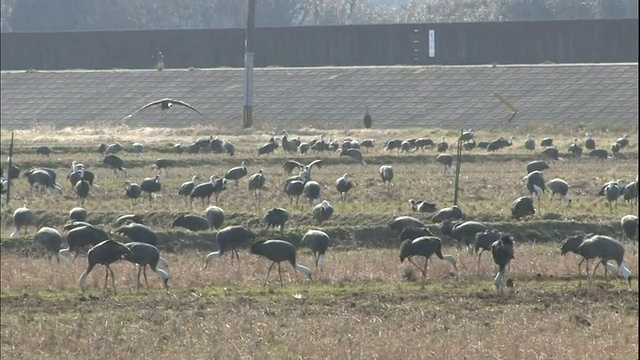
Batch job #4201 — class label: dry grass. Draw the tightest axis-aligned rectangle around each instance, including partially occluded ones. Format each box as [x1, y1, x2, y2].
[1, 245, 638, 359]
[1, 126, 638, 359]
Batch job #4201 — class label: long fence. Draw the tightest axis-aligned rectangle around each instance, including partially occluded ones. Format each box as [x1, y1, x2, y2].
[0, 18, 637, 70]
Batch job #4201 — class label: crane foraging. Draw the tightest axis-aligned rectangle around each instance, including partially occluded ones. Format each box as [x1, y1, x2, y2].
[511, 196, 535, 220]
[204, 205, 225, 229]
[312, 200, 334, 223]
[78, 239, 132, 293]
[178, 176, 200, 207]
[224, 160, 248, 186]
[621, 215, 638, 252]
[560, 234, 632, 287]
[204, 225, 254, 268]
[399, 236, 457, 285]
[491, 235, 515, 291]
[102, 154, 127, 177]
[335, 173, 353, 201]
[546, 178, 572, 206]
[122, 242, 169, 290]
[379, 165, 394, 190]
[34, 227, 68, 264]
[250, 240, 312, 286]
[11, 206, 35, 238]
[264, 208, 290, 235]
[474, 229, 502, 269]
[301, 230, 331, 270]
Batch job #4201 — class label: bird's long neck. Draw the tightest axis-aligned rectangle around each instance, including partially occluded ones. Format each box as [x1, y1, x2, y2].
[294, 263, 312, 278]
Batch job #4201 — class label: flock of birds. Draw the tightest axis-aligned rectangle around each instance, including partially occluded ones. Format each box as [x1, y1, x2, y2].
[1, 125, 638, 293]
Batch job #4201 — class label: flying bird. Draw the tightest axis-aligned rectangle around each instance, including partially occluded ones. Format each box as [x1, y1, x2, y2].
[123, 98, 203, 120]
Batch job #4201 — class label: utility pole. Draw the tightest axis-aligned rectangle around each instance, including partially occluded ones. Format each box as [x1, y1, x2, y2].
[242, 0, 256, 129]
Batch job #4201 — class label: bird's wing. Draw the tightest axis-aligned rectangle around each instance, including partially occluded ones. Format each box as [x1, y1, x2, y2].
[169, 99, 204, 116]
[282, 160, 304, 174]
[125, 99, 166, 119]
[307, 159, 324, 170]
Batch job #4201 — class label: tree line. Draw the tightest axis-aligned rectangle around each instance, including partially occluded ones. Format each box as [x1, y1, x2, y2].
[1, 0, 637, 32]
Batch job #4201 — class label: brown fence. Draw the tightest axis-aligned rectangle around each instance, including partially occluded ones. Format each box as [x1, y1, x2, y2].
[1, 18, 637, 70]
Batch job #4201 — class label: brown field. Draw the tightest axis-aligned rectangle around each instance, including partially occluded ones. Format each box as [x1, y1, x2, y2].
[1, 124, 638, 359]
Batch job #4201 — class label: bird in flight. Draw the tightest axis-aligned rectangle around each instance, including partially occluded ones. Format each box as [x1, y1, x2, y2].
[122, 98, 203, 120]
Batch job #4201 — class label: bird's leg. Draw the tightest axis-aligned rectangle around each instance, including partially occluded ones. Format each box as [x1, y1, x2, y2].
[143, 266, 149, 289]
[264, 261, 276, 286]
[234, 250, 240, 263]
[278, 263, 284, 287]
[477, 251, 483, 270]
[422, 258, 429, 284]
[407, 258, 426, 278]
[103, 266, 110, 292]
[109, 266, 117, 294]
[137, 264, 143, 290]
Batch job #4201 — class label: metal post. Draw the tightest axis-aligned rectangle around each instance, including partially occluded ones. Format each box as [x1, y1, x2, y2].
[453, 129, 463, 206]
[242, 0, 256, 129]
[5, 132, 14, 207]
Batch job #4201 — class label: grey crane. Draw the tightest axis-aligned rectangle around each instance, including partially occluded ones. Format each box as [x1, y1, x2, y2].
[400, 140, 412, 153]
[363, 107, 372, 128]
[623, 180, 637, 206]
[462, 139, 476, 151]
[97, 143, 107, 155]
[541, 146, 563, 162]
[340, 148, 366, 165]
[511, 196, 535, 220]
[399, 236, 457, 284]
[439, 220, 488, 254]
[299, 142, 310, 155]
[584, 133, 596, 150]
[491, 235, 515, 290]
[75, 168, 91, 207]
[204, 225, 255, 267]
[615, 134, 629, 148]
[524, 134, 535, 151]
[178, 175, 200, 207]
[248, 169, 266, 203]
[621, 215, 638, 252]
[336, 173, 353, 201]
[36, 145, 52, 157]
[313, 200, 334, 224]
[23, 168, 63, 194]
[435, 153, 454, 174]
[385, 139, 403, 151]
[69, 207, 87, 222]
[172, 214, 210, 232]
[546, 178, 572, 206]
[589, 149, 609, 159]
[223, 141, 236, 156]
[123, 98, 203, 120]
[250, 239, 312, 286]
[224, 160, 248, 186]
[414, 137, 434, 150]
[131, 142, 145, 155]
[186, 142, 200, 154]
[303, 180, 322, 205]
[523, 170, 546, 209]
[610, 142, 621, 157]
[11, 206, 34, 238]
[409, 199, 437, 213]
[283, 159, 323, 181]
[360, 139, 374, 152]
[115, 214, 144, 227]
[487, 136, 513, 152]
[302, 230, 330, 270]
[474, 229, 502, 269]
[67, 168, 96, 188]
[264, 208, 290, 235]
[459, 129, 474, 142]
[599, 180, 623, 212]
[78, 240, 132, 293]
[152, 158, 174, 176]
[103, 154, 127, 177]
[398, 226, 434, 242]
[258, 138, 279, 156]
[173, 142, 185, 155]
[35, 227, 67, 264]
[284, 179, 305, 205]
[105, 142, 124, 155]
[526, 160, 549, 174]
[209, 137, 224, 153]
[124, 181, 142, 206]
[568, 138, 582, 157]
[140, 175, 162, 206]
[432, 205, 465, 223]
[379, 165, 394, 190]
[281, 130, 300, 153]
[190, 175, 224, 206]
[115, 223, 158, 246]
[388, 216, 425, 232]
[560, 234, 632, 287]
[203, 205, 225, 229]
[540, 137, 553, 147]
[123, 242, 169, 290]
[436, 136, 448, 153]
[62, 220, 97, 231]
[59, 223, 110, 262]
